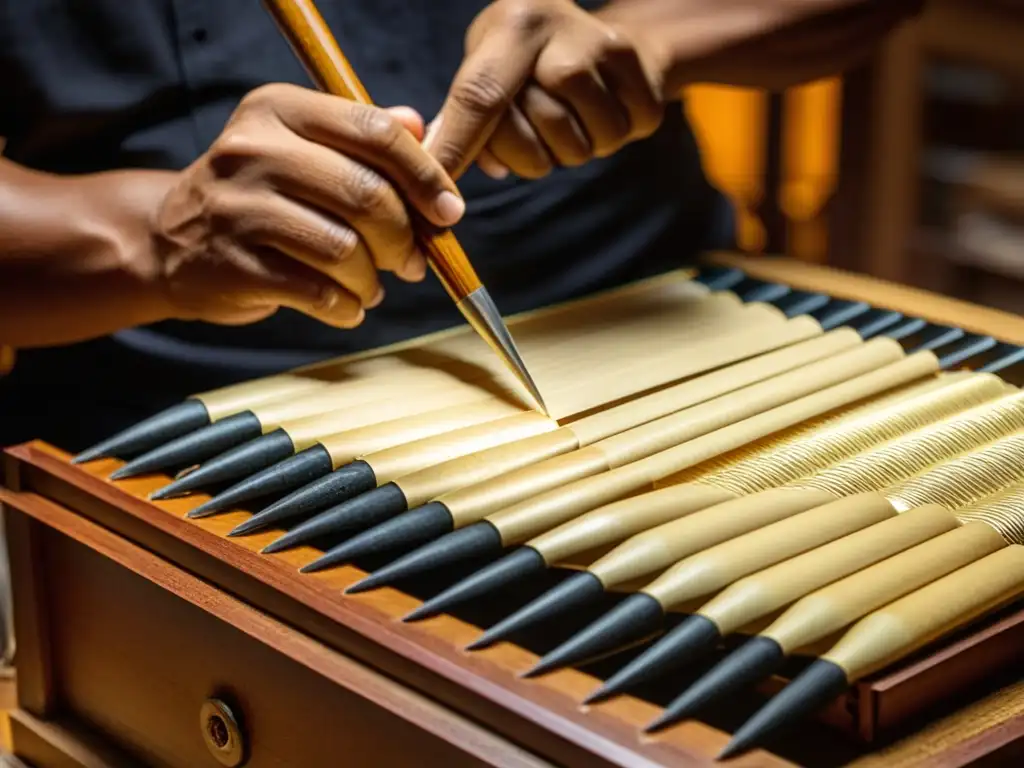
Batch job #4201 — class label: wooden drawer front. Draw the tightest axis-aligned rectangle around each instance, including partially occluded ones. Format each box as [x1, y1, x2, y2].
[44, 527, 498, 768]
[1, 491, 549, 768]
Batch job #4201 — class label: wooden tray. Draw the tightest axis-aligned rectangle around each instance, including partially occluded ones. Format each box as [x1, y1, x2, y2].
[2, 255, 1024, 768]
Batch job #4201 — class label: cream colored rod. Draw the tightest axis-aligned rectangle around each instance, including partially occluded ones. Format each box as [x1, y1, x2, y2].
[639, 433, 1024, 612]
[528, 373, 1005, 567]
[721, 543, 1024, 758]
[405, 337, 909, 520]
[465, 347, 940, 548]
[647, 482, 1024, 735]
[370, 326, 858, 492]
[586, 393, 1024, 590]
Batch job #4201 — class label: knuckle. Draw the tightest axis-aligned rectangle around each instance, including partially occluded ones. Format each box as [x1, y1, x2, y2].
[543, 61, 588, 92]
[598, 27, 634, 58]
[237, 82, 290, 115]
[352, 107, 403, 152]
[452, 67, 512, 116]
[497, 0, 549, 36]
[321, 223, 360, 263]
[346, 164, 394, 213]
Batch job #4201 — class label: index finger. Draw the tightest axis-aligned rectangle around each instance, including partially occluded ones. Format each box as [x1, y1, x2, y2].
[430, 25, 549, 179]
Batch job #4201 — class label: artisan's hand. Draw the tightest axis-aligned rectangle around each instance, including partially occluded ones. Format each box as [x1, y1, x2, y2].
[154, 84, 465, 329]
[428, 0, 666, 181]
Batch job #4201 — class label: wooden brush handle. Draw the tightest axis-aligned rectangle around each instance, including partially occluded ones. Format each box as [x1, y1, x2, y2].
[261, 0, 481, 298]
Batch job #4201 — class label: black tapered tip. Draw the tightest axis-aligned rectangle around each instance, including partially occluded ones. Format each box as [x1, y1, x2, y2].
[228, 460, 376, 536]
[189, 444, 332, 517]
[344, 521, 503, 594]
[269, 482, 408, 559]
[467, 571, 606, 651]
[719, 658, 849, 760]
[110, 411, 261, 480]
[587, 615, 721, 705]
[524, 594, 665, 679]
[648, 637, 786, 732]
[299, 501, 453, 571]
[404, 547, 545, 623]
[155, 428, 296, 503]
[74, 399, 211, 464]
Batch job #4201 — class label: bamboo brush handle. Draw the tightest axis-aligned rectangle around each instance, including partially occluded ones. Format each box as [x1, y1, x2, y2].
[297, 399, 527, 459]
[253, 367, 512, 427]
[643, 492, 899, 608]
[248, 377, 499, 433]
[700, 503, 962, 635]
[365, 412, 558, 485]
[261, 0, 480, 298]
[645, 429, 1024, 608]
[566, 329, 863, 445]
[675, 373, 1008, 495]
[765, 523, 1008, 654]
[595, 338, 906, 467]
[535, 373, 1008, 567]
[587, 487, 837, 588]
[825, 544, 1024, 681]
[532, 482, 738, 566]
[202, 377, 331, 421]
[487, 351, 941, 546]
[435, 339, 912, 529]
[399, 326, 857, 514]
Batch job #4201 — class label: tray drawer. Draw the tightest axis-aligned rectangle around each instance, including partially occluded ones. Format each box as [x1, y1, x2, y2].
[1, 494, 548, 768]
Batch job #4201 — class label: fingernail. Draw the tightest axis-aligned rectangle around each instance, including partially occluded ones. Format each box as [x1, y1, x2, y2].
[478, 157, 510, 179]
[368, 287, 385, 308]
[434, 191, 465, 226]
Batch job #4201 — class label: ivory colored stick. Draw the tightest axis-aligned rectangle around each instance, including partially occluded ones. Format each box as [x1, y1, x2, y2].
[287, 399, 527, 456]
[321, 312, 839, 478]
[753, 481, 1024, 654]
[699, 504, 964, 636]
[590, 398, 1024, 590]
[480, 349, 942, 546]
[417, 337, 905, 519]
[261, 301, 803, 439]
[531, 373, 1006, 566]
[642, 433, 1024, 612]
[362, 412, 559, 485]
[243, 375, 505, 434]
[824, 544, 1024, 681]
[290, 310, 829, 464]
[201, 376, 334, 421]
[389, 328, 863, 507]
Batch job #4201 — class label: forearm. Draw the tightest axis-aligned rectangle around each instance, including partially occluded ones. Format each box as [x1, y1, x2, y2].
[595, 0, 922, 96]
[0, 160, 178, 348]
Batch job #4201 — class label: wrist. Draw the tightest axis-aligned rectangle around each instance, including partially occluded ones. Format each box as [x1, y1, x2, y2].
[71, 169, 181, 321]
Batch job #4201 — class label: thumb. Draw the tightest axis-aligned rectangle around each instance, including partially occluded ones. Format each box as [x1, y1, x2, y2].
[385, 106, 425, 142]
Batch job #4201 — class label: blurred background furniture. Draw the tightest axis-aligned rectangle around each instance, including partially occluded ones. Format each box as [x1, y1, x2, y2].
[687, 0, 1024, 314]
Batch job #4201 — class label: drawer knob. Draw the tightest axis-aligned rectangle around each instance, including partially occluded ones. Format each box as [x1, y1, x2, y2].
[200, 698, 246, 766]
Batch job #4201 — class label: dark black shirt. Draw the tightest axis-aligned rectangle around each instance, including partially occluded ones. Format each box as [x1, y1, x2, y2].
[0, 0, 730, 450]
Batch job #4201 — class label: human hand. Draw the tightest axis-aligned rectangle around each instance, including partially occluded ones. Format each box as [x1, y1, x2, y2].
[152, 83, 465, 329]
[426, 0, 667, 181]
